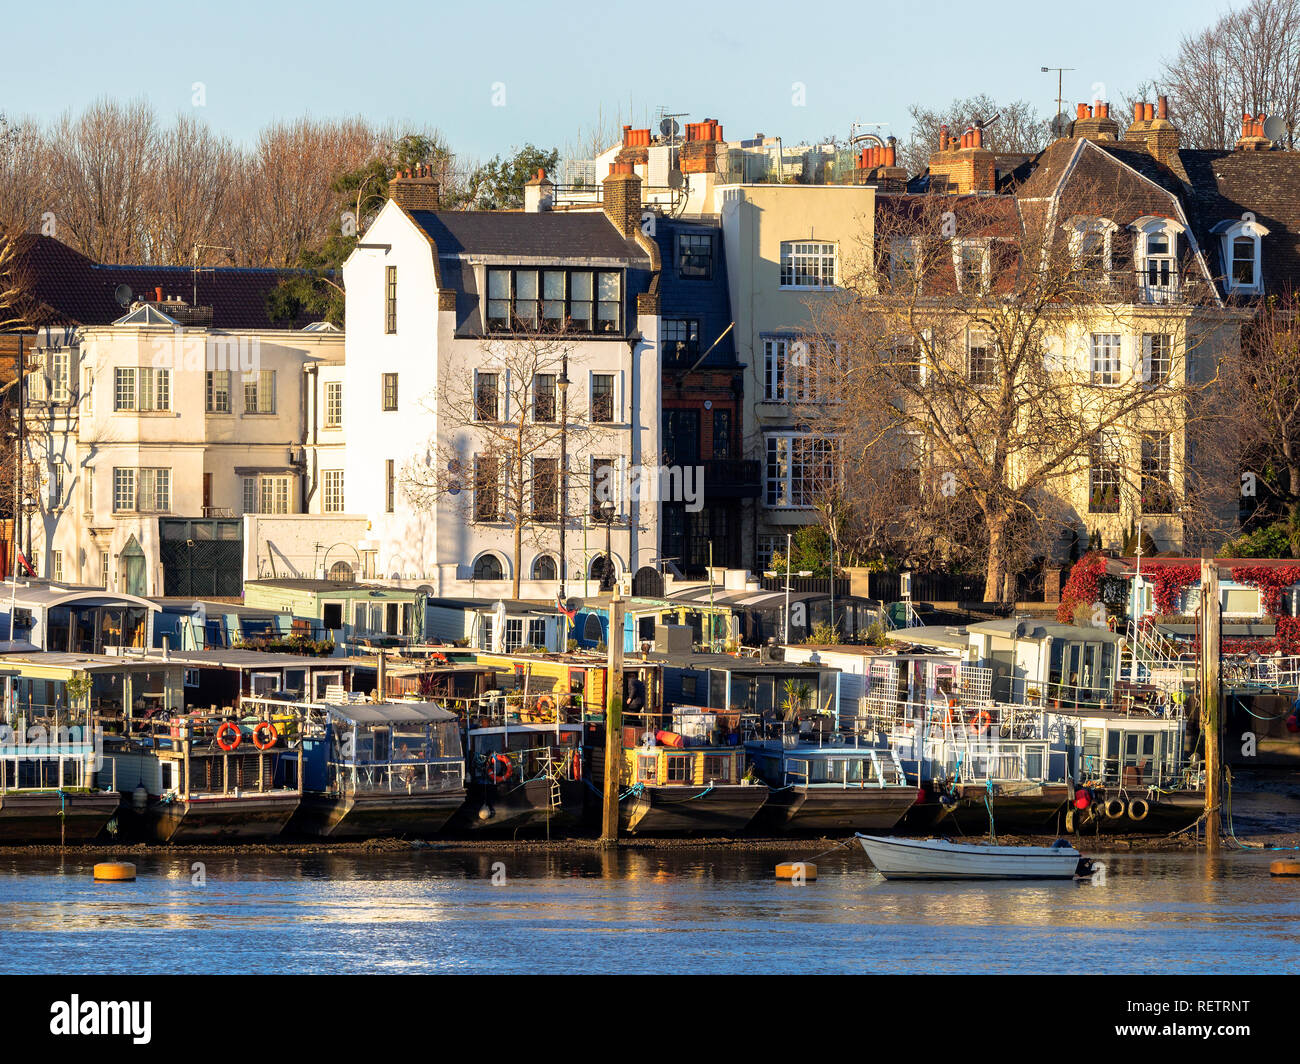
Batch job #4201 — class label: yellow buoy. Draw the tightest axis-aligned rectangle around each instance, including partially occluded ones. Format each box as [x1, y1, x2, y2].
[775, 862, 817, 881]
[1269, 859, 1300, 877]
[93, 861, 137, 882]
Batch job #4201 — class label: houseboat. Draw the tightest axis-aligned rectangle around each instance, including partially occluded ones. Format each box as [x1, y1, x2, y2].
[745, 730, 918, 834]
[593, 706, 766, 835]
[277, 696, 467, 838]
[0, 660, 119, 841]
[454, 652, 610, 832]
[879, 620, 1203, 836]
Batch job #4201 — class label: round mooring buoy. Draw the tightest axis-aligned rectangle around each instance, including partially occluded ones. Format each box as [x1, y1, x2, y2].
[1269, 859, 1300, 877]
[93, 861, 136, 882]
[775, 862, 817, 881]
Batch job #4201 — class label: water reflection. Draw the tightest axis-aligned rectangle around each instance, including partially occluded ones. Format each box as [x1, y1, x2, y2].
[0, 849, 1293, 974]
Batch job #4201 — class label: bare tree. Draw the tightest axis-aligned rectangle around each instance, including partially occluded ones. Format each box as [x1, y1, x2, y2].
[143, 114, 238, 265]
[1148, 0, 1300, 150]
[803, 180, 1228, 601]
[902, 95, 1048, 176]
[42, 98, 159, 263]
[404, 332, 615, 599]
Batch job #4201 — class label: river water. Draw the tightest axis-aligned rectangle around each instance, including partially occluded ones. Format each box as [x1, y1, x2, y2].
[1, 847, 1295, 974]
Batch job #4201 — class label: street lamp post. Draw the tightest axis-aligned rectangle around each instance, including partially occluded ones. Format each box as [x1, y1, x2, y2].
[557, 353, 569, 598]
[22, 493, 36, 575]
[599, 498, 615, 592]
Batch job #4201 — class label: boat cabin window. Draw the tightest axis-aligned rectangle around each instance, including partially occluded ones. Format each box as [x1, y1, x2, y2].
[680, 672, 699, 699]
[1082, 729, 1103, 777]
[322, 603, 343, 630]
[665, 754, 693, 783]
[1048, 641, 1064, 694]
[373, 727, 390, 763]
[702, 754, 732, 782]
[637, 754, 658, 783]
[251, 672, 280, 696]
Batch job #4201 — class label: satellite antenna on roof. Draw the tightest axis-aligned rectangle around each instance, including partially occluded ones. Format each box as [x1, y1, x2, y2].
[850, 121, 887, 149]
[113, 284, 133, 308]
[1263, 114, 1288, 145]
[1050, 111, 1072, 138]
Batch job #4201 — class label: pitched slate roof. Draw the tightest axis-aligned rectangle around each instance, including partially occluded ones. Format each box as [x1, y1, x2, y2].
[1176, 149, 1300, 295]
[406, 210, 650, 263]
[7, 235, 319, 330]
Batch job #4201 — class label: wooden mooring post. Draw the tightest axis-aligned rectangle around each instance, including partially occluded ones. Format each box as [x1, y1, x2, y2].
[600, 589, 625, 847]
[1199, 559, 1222, 851]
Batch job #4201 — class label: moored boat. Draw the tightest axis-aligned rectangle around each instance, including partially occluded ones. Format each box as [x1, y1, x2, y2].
[745, 732, 919, 834]
[282, 696, 467, 839]
[856, 833, 1093, 880]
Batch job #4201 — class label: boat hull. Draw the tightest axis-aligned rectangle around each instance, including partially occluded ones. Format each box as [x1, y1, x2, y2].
[450, 779, 587, 835]
[753, 785, 919, 834]
[289, 789, 466, 838]
[857, 833, 1083, 880]
[126, 793, 301, 843]
[903, 783, 1071, 835]
[1068, 788, 1204, 835]
[621, 784, 768, 835]
[0, 792, 119, 842]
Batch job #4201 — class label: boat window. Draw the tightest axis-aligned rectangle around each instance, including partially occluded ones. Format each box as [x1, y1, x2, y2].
[665, 754, 693, 784]
[637, 754, 658, 783]
[1081, 644, 1097, 696]
[1048, 641, 1064, 692]
[1025, 746, 1043, 781]
[1099, 644, 1114, 693]
[1081, 730, 1103, 777]
[373, 727, 390, 763]
[703, 754, 731, 782]
[1066, 644, 1081, 697]
[845, 758, 871, 783]
[788, 758, 809, 782]
[807, 759, 834, 784]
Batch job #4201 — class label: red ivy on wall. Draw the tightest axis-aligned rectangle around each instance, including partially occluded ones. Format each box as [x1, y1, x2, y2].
[1057, 552, 1107, 623]
[1229, 565, 1300, 616]
[1146, 564, 1200, 615]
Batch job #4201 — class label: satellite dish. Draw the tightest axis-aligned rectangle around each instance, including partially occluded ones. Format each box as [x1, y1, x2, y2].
[659, 117, 680, 139]
[114, 284, 133, 308]
[1263, 114, 1288, 143]
[667, 169, 684, 189]
[1050, 112, 1072, 138]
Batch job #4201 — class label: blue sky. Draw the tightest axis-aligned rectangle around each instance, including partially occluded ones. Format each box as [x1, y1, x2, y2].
[6, 0, 1233, 161]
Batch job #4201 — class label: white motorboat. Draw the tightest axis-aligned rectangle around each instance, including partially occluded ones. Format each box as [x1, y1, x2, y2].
[856, 833, 1094, 880]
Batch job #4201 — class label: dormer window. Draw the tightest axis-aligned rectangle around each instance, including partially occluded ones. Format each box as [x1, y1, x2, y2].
[1212, 216, 1269, 295]
[1131, 216, 1183, 304]
[952, 239, 990, 294]
[1065, 217, 1116, 283]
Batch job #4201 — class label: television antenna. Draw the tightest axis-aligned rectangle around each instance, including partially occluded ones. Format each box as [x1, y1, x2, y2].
[192, 244, 232, 305]
[1041, 66, 1076, 133]
[849, 121, 888, 149]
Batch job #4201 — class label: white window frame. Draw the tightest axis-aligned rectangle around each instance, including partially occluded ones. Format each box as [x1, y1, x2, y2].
[322, 470, 344, 513]
[243, 369, 276, 414]
[324, 381, 343, 427]
[1090, 333, 1122, 386]
[1141, 333, 1173, 388]
[1131, 216, 1183, 303]
[206, 370, 232, 414]
[474, 369, 501, 422]
[1066, 217, 1116, 281]
[112, 466, 170, 513]
[952, 238, 991, 294]
[780, 241, 837, 289]
[1214, 217, 1269, 294]
[967, 330, 997, 386]
[765, 433, 834, 509]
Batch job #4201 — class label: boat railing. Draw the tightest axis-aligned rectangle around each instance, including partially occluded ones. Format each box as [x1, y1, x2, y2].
[1222, 654, 1300, 691]
[783, 748, 908, 788]
[857, 699, 1047, 742]
[1076, 752, 1196, 791]
[335, 758, 465, 795]
[949, 739, 1051, 785]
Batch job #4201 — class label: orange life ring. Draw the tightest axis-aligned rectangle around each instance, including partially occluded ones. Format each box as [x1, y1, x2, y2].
[971, 710, 993, 731]
[252, 721, 278, 750]
[487, 753, 513, 783]
[216, 722, 242, 751]
[535, 695, 555, 718]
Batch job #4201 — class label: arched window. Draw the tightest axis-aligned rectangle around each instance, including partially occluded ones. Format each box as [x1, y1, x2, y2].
[531, 555, 557, 581]
[1130, 216, 1184, 303]
[589, 554, 617, 589]
[472, 554, 504, 580]
[328, 560, 354, 582]
[1213, 216, 1270, 294]
[583, 613, 603, 643]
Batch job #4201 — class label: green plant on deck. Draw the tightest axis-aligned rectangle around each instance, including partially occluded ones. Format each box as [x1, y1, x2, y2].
[803, 620, 840, 645]
[64, 671, 92, 708]
[782, 679, 812, 722]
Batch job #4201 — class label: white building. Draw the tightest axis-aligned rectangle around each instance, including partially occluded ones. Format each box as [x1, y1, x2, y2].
[20, 303, 345, 595]
[339, 165, 662, 596]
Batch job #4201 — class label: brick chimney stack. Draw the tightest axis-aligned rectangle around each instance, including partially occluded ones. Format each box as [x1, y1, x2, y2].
[928, 125, 996, 194]
[1145, 94, 1181, 165]
[602, 161, 643, 238]
[1235, 112, 1273, 151]
[680, 118, 724, 174]
[524, 168, 554, 213]
[389, 164, 440, 211]
[1070, 101, 1119, 141]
